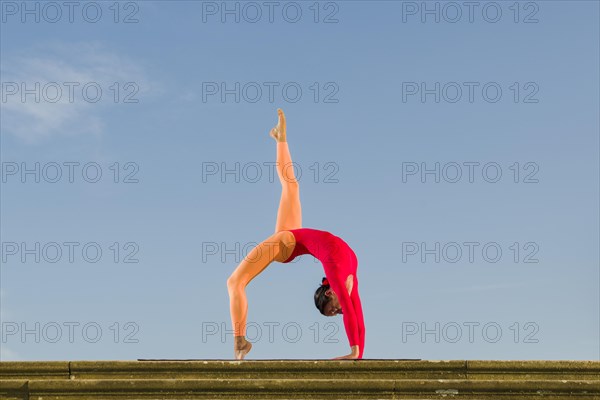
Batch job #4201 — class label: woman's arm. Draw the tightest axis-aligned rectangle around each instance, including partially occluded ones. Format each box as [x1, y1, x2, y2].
[324, 268, 361, 359]
[351, 280, 365, 359]
[345, 273, 365, 359]
[334, 282, 365, 359]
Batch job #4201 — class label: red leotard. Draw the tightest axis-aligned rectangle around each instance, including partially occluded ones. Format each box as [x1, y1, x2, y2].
[281, 228, 365, 359]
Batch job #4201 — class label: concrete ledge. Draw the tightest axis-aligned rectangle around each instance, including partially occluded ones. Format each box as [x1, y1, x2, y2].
[5, 360, 598, 380]
[0, 380, 28, 400]
[1, 360, 598, 399]
[0, 361, 70, 379]
[466, 360, 600, 380]
[5, 379, 600, 399]
[71, 360, 467, 380]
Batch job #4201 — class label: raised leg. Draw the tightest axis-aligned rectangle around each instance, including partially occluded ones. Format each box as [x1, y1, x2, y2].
[271, 109, 303, 233]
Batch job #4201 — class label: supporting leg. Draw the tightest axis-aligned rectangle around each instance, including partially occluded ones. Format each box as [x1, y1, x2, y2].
[226, 232, 285, 359]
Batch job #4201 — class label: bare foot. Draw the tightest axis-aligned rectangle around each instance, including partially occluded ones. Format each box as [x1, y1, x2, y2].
[234, 337, 252, 360]
[269, 108, 286, 142]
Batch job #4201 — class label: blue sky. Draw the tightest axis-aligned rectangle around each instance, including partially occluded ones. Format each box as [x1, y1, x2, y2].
[1, 0, 598, 361]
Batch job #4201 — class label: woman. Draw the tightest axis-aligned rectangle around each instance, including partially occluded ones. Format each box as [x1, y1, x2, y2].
[226, 109, 365, 360]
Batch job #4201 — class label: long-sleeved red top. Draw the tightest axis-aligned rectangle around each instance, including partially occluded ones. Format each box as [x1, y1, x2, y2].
[281, 228, 365, 359]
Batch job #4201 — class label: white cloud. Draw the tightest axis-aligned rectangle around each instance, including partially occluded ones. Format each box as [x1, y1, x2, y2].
[1, 40, 153, 144]
[0, 346, 21, 361]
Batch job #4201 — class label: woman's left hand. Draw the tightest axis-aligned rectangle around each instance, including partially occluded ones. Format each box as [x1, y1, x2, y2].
[332, 345, 360, 360]
[332, 353, 359, 360]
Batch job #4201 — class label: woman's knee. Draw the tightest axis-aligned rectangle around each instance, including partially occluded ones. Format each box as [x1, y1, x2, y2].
[283, 179, 300, 193]
[227, 274, 246, 291]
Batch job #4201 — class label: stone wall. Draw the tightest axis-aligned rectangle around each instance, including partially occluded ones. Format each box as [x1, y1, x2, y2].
[1, 360, 599, 399]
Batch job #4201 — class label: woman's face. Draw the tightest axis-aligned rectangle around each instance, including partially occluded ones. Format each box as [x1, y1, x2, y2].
[324, 290, 343, 316]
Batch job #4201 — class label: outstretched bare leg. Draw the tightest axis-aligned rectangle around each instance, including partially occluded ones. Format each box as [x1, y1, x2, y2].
[271, 109, 303, 234]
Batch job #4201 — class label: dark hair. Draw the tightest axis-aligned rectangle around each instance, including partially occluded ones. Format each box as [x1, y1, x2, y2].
[314, 276, 331, 315]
